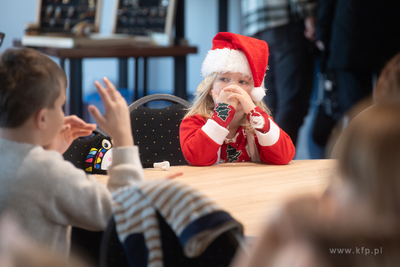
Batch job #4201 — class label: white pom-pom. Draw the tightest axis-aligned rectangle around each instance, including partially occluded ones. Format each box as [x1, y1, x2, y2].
[153, 161, 170, 171]
[250, 87, 266, 102]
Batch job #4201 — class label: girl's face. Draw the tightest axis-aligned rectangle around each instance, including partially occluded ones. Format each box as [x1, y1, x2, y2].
[211, 72, 253, 112]
[212, 72, 253, 96]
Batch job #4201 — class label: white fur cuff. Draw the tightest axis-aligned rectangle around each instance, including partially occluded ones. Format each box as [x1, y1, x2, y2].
[202, 119, 229, 145]
[256, 118, 280, 146]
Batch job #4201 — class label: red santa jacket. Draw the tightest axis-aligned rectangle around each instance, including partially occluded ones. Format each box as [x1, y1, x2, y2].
[179, 105, 295, 166]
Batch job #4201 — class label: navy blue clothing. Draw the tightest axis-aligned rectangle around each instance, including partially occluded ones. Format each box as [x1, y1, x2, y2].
[317, 0, 400, 115]
[256, 21, 315, 146]
[241, 0, 317, 146]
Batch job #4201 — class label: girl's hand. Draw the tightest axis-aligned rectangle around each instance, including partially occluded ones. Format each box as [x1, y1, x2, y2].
[88, 77, 133, 147]
[211, 89, 239, 110]
[223, 85, 257, 114]
[44, 115, 97, 154]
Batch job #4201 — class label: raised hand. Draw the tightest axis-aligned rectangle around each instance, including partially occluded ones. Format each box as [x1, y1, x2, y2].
[88, 77, 133, 147]
[44, 115, 96, 154]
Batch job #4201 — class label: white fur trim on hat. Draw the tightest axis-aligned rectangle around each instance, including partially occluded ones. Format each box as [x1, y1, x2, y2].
[201, 48, 252, 78]
[251, 86, 266, 102]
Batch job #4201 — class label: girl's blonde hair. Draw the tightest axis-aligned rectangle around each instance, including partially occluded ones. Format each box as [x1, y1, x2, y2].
[184, 72, 271, 133]
[336, 103, 400, 217]
[374, 52, 400, 104]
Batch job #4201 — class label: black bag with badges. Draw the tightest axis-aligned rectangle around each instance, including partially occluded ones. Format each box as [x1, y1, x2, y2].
[63, 129, 113, 174]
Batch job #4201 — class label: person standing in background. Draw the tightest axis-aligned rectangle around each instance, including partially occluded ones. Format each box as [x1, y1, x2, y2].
[313, 0, 400, 148]
[241, 0, 317, 147]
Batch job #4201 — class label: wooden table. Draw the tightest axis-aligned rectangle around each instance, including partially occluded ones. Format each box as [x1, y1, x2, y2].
[96, 160, 338, 236]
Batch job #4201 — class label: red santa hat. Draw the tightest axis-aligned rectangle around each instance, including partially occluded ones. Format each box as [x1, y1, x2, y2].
[201, 32, 269, 102]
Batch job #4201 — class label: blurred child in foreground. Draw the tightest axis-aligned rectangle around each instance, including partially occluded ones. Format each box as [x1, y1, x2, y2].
[231, 102, 400, 267]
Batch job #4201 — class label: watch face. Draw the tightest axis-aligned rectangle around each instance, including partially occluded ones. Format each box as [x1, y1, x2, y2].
[55, 6, 62, 18]
[64, 18, 71, 30]
[67, 6, 75, 18]
[40, 0, 98, 34]
[45, 5, 54, 17]
[115, 0, 170, 36]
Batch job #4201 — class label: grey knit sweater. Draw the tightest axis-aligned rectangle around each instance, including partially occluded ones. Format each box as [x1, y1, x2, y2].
[0, 138, 144, 255]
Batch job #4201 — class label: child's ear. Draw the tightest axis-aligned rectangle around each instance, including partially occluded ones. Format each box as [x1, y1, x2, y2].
[33, 108, 48, 130]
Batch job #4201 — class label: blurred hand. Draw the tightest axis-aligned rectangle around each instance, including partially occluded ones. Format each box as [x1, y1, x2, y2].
[44, 115, 96, 154]
[88, 77, 133, 147]
[304, 16, 316, 41]
[315, 40, 325, 51]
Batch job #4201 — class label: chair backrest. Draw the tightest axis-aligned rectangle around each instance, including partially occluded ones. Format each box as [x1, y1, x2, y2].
[156, 211, 242, 267]
[129, 94, 191, 167]
[100, 179, 247, 267]
[99, 213, 243, 267]
[99, 217, 130, 267]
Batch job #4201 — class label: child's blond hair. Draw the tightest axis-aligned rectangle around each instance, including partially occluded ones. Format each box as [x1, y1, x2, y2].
[374, 52, 400, 104]
[336, 103, 400, 217]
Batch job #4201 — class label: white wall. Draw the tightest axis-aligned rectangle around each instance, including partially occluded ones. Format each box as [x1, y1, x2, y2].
[0, 1, 37, 50]
[0, 0, 241, 102]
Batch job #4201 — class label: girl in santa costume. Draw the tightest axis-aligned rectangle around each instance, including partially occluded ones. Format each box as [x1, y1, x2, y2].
[179, 32, 295, 166]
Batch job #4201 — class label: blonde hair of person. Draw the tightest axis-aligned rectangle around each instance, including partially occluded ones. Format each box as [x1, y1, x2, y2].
[374, 52, 400, 104]
[329, 52, 400, 158]
[231, 195, 400, 267]
[335, 103, 400, 217]
[184, 72, 271, 134]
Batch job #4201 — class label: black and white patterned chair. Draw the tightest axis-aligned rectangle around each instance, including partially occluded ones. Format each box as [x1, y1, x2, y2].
[129, 94, 191, 168]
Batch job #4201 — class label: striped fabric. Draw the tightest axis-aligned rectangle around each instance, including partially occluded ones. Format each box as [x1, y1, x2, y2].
[241, 0, 318, 36]
[112, 179, 242, 267]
